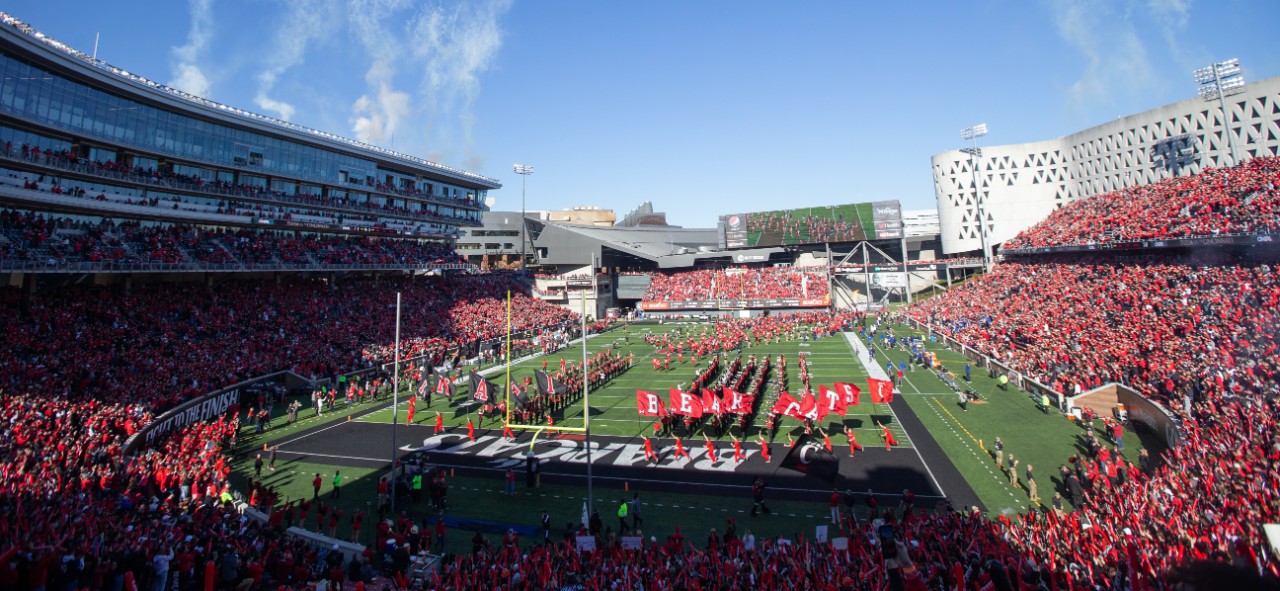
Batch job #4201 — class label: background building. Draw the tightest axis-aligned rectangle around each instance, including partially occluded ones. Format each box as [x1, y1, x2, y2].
[932, 76, 1280, 256]
[0, 14, 498, 281]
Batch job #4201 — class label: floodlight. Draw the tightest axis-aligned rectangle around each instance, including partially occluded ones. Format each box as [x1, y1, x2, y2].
[1192, 58, 1246, 165]
[960, 124, 988, 141]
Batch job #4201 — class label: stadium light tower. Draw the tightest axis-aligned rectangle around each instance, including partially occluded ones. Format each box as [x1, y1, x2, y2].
[1194, 58, 1245, 166]
[513, 164, 534, 272]
[959, 123, 991, 270]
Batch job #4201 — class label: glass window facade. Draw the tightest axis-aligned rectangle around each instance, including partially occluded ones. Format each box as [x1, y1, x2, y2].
[0, 49, 486, 209]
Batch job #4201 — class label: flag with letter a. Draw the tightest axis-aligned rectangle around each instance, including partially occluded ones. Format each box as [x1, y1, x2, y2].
[510, 382, 530, 409]
[771, 391, 804, 420]
[468, 373, 495, 403]
[701, 388, 723, 415]
[636, 390, 666, 417]
[868, 377, 894, 404]
[798, 390, 820, 422]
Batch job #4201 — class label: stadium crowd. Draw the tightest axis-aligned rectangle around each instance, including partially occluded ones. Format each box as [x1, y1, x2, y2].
[643, 267, 829, 303]
[0, 271, 586, 591]
[1003, 156, 1280, 249]
[6, 159, 1280, 591]
[0, 209, 467, 268]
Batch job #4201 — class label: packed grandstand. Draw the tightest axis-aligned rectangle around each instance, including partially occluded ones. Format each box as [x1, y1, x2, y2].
[0, 157, 1276, 591]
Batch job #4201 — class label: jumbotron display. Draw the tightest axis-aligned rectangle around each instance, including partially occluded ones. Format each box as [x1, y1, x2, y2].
[719, 200, 903, 249]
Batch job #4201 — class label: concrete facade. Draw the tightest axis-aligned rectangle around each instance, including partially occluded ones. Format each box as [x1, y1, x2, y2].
[932, 77, 1280, 255]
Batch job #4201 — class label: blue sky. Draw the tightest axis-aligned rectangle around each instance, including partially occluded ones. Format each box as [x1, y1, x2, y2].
[5, 1, 1278, 227]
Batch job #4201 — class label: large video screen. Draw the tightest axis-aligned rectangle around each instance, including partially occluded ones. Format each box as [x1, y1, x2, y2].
[719, 200, 902, 249]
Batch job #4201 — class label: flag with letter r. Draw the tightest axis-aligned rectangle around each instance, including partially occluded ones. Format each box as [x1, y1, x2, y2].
[780, 434, 839, 483]
[434, 374, 454, 398]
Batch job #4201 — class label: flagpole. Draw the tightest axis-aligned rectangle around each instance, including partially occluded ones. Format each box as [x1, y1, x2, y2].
[391, 291, 401, 516]
[582, 286, 593, 517]
[505, 290, 512, 427]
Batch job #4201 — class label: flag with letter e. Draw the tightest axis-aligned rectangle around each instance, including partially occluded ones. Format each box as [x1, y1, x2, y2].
[780, 434, 839, 483]
[669, 387, 704, 418]
[636, 390, 666, 417]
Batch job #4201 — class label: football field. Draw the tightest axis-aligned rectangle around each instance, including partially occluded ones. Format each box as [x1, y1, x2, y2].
[232, 316, 1138, 551]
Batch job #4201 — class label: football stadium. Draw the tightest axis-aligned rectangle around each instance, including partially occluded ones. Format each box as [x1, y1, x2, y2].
[1, 5, 1279, 591]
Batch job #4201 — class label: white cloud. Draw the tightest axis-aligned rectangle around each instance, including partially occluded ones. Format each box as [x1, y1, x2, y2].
[169, 0, 215, 97]
[253, 0, 341, 121]
[351, 60, 411, 144]
[1049, 0, 1155, 111]
[408, 0, 512, 165]
[347, 0, 414, 144]
[1146, 0, 1195, 62]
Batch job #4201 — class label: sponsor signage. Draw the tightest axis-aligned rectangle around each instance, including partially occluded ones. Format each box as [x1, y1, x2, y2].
[126, 389, 241, 454]
[722, 214, 748, 249]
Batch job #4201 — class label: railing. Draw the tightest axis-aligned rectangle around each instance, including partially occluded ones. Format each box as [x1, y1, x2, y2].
[0, 258, 478, 274]
[0, 151, 482, 228]
[1000, 231, 1272, 255]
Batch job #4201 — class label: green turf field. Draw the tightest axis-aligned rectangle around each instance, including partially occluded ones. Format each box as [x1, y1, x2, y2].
[231, 316, 1146, 551]
[349, 322, 908, 445]
[864, 317, 1147, 515]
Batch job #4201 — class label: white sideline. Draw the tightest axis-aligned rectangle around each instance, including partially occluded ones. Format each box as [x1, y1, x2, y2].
[843, 332, 947, 498]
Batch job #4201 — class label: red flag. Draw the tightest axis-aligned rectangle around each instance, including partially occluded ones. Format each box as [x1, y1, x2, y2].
[868, 377, 894, 403]
[798, 390, 820, 422]
[817, 385, 846, 420]
[771, 391, 803, 420]
[636, 390, 666, 417]
[701, 389, 723, 414]
[721, 387, 754, 413]
[834, 382, 861, 406]
[669, 387, 704, 418]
